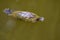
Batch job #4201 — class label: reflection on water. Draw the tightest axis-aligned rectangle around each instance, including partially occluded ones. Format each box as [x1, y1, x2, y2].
[5, 19, 16, 30]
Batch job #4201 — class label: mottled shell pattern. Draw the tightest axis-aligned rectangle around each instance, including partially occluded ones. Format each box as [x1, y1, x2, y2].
[10, 11, 40, 22]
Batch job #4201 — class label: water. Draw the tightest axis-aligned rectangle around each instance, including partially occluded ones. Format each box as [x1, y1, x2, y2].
[0, 0, 60, 40]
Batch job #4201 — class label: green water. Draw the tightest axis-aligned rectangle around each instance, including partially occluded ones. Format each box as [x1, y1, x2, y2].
[0, 0, 60, 40]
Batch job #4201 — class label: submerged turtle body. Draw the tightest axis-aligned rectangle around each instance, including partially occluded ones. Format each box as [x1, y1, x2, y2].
[3, 8, 44, 22]
[10, 11, 40, 22]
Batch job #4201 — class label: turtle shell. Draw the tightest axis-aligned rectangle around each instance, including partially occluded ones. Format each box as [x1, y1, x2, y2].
[10, 11, 40, 22]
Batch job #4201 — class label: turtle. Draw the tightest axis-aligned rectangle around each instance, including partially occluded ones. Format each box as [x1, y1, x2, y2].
[3, 8, 44, 23]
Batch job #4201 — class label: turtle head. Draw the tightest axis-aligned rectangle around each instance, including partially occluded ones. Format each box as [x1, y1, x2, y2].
[3, 8, 12, 15]
[36, 17, 45, 22]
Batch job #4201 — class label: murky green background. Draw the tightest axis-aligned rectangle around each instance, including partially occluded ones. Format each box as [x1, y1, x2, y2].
[0, 0, 60, 40]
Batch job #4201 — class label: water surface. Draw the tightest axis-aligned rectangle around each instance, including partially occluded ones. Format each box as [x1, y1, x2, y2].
[0, 0, 60, 40]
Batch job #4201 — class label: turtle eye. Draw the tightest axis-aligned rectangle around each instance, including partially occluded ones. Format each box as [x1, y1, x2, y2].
[36, 18, 40, 21]
[3, 8, 12, 14]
